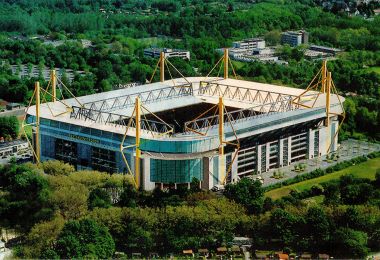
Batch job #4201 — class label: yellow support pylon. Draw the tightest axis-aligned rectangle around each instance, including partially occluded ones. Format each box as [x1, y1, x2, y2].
[160, 52, 165, 82]
[51, 70, 57, 102]
[325, 71, 331, 127]
[218, 96, 225, 184]
[224, 48, 229, 79]
[135, 97, 141, 189]
[321, 60, 327, 93]
[35, 81, 41, 163]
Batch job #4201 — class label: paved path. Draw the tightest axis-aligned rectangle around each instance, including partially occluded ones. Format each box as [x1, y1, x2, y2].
[0, 249, 12, 260]
[0, 107, 25, 118]
[261, 139, 380, 187]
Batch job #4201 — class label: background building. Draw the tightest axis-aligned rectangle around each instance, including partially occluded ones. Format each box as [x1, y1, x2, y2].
[309, 45, 342, 55]
[281, 30, 309, 46]
[144, 48, 190, 60]
[232, 38, 266, 52]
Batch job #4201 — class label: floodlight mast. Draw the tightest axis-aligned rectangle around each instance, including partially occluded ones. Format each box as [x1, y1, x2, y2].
[35, 81, 41, 163]
[135, 97, 141, 189]
[218, 96, 225, 184]
[160, 52, 165, 82]
[51, 70, 57, 102]
[224, 48, 229, 79]
[325, 71, 332, 127]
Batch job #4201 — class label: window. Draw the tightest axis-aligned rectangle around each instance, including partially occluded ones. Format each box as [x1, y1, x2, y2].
[91, 147, 117, 173]
[55, 139, 78, 166]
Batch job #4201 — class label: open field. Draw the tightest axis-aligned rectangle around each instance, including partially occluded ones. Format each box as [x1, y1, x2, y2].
[265, 157, 380, 200]
[364, 66, 380, 74]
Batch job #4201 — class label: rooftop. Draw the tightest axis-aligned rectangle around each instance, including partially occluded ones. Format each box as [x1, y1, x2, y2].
[26, 77, 344, 140]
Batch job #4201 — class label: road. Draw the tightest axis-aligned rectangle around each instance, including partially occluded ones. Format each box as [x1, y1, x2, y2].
[0, 107, 26, 118]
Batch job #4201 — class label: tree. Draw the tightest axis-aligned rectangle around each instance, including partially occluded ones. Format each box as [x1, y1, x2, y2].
[118, 182, 138, 208]
[224, 178, 264, 214]
[305, 206, 330, 251]
[341, 183, 373, 204]
[227, 2, 234, 12]
[48, 175, 89, 219]
[54, 219, 115, 259]
[21, 215, 65, 258]
[375, 169, 380, 188]
[0, 164, 52, 232]
[269, 208, 301, 248]
[264, 30, 281, 46]
[99, 79, 113, 92]
[331, 228, 369, 258]
[88, 188, 112, 210]
[0, 116, 20, 139]
[151, 0, 180, 12]
[323, 181, 340, 205]
[40, 160, 75, 176]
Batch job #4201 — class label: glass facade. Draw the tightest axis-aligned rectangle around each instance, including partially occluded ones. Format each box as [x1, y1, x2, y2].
[92, 147, 118, 173]
[55, 139, 78, 166]
[150, 158, 203, 183]
[36, 116, 207, 183]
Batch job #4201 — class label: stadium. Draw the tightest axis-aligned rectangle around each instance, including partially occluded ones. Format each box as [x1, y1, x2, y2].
[24, 51, 345, 190]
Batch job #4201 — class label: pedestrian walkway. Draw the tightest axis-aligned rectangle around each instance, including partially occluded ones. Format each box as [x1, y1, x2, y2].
[261, 139, 380, 187]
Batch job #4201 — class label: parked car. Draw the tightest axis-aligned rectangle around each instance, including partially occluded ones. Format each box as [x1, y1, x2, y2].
[211, 184, 225, 192]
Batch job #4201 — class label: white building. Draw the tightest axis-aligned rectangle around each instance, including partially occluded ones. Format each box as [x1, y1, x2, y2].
[281, 30, 309, 47]
[232, 38, 266, 52]
[144, 48, 190, 60]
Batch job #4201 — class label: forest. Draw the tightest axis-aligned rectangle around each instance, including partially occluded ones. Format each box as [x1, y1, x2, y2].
[0, 154, 379, 258]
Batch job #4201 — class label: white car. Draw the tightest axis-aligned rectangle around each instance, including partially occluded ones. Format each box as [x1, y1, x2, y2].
[245, 175, 264, 184]
[255, 176, 264, 184]
[211, 184, 225, 192]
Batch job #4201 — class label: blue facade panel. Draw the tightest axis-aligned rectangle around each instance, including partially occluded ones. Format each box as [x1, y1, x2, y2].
[34, 116, 211, 184]
[150, 158, 203, 183]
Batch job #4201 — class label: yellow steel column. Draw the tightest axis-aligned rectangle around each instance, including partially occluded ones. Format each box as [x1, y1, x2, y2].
[321, 60, 327, 93]
[135, 97, 141, 188]
[51, 70, 57, 102]
[224, 48, 229, 79]
[35, 81, 41, 163]
[325, 71, 331, 127]
[218, 96, 225, 184]
[160, 52, 165, 82]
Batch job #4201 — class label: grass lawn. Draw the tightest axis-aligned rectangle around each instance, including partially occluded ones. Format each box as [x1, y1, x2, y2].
[265, 157, 380, 200]
[231, 60, 245, 70]
[364, 66, 380, 74]
[302, 195, 325, 205]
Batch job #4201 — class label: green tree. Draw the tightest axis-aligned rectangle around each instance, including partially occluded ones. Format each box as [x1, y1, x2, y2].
[224, 178, 264, 214]
[305, 206, 330, 251]
[21, 215, 65, 258]
[331, 228, 369, 258]
[0, 116, 20, 139]
[55, 219, 115, 259]
[341, 183, 373, 204]
[264, 30, 281, 46]
[48, 175, 89, 219]
[119, 183, 138, 208]
[88, 188, 112, 210]
[269, 208, 301, 248]
[0, 164, 52, 231]
[40, 160, 75, 176]
[323, 181, 341, 205]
